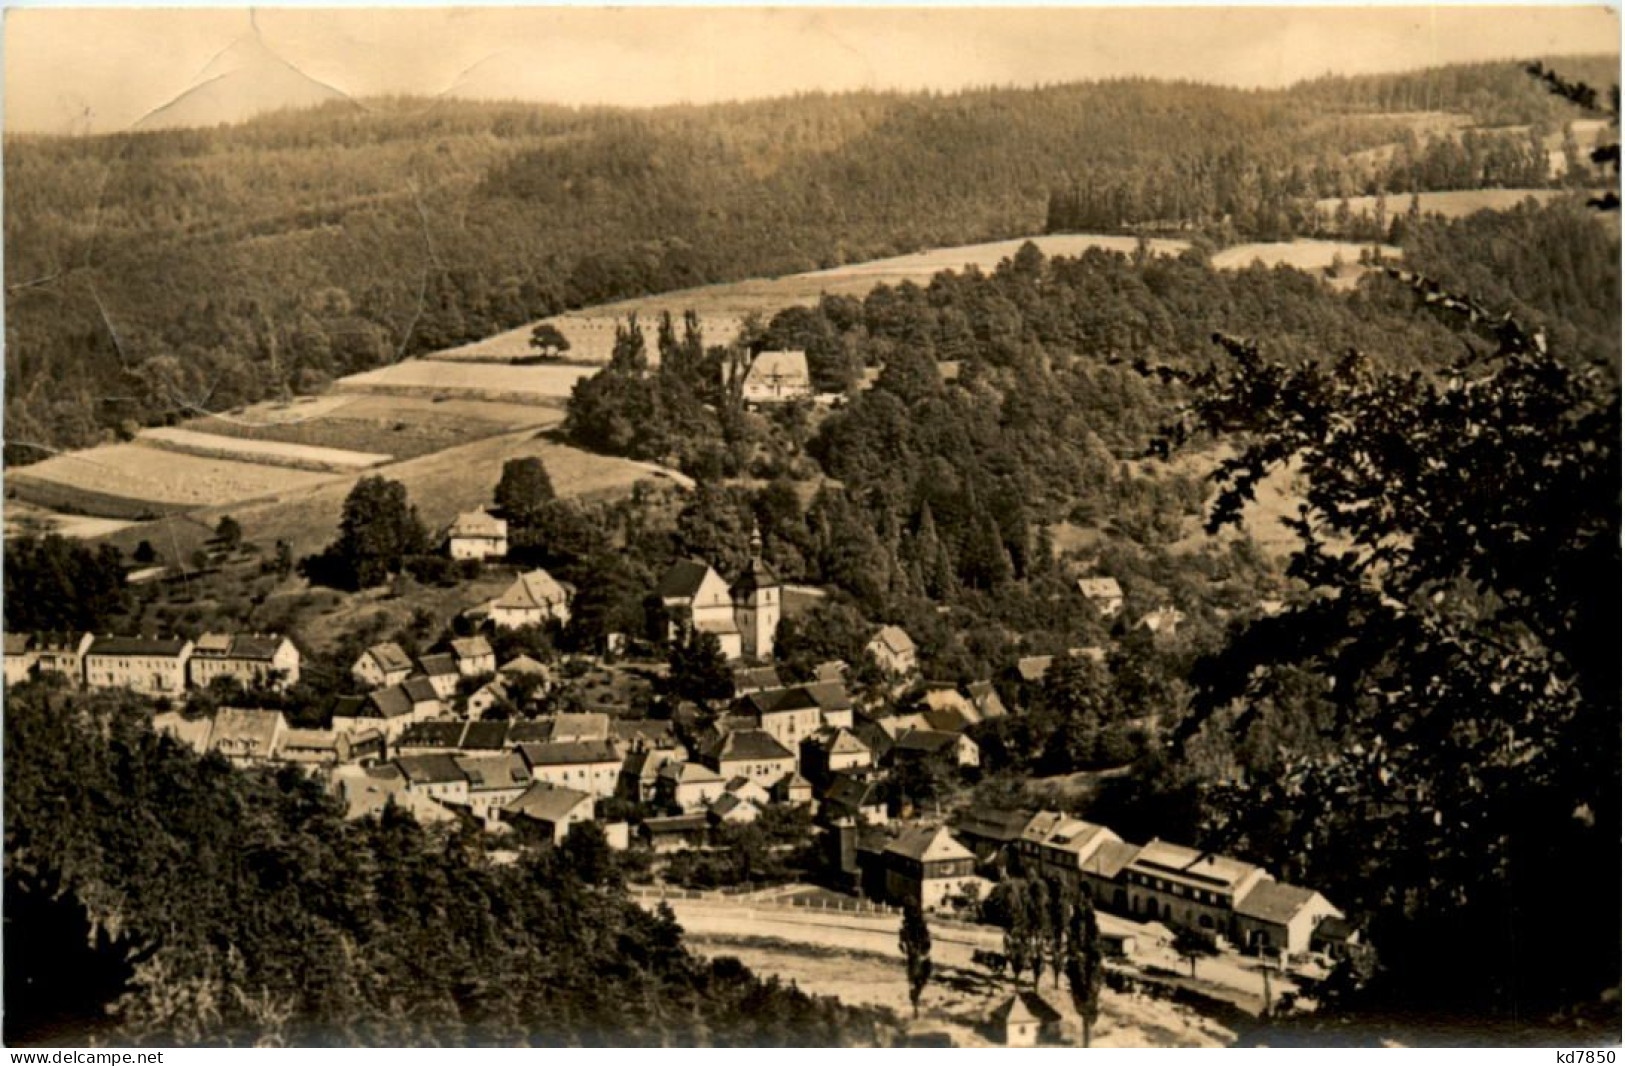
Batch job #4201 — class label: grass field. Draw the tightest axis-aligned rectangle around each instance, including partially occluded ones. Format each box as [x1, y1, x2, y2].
[1209, 239, 1401, 273]
[334, 359, 597, 402]
[138, 426, 392, 472]
[182, 395, 563, 460]
[2, 498, 142, 540]
[93, 423, 678, 564]
[1315, 187, 1569, 220]
[10, 445, 339, 512]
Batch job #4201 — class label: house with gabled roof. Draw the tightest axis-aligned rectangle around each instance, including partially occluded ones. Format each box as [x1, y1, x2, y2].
[965, 680, 1008, 720]
[416, 653, 460, 700]
[804, 678, 855, 728]
[877, 825, 987, 911]
[489, 569, 572, 629]
[865, 625, 917, 678]
[1076, 576, 1125, 618]
[278, 727, 352, 769]
[953, 806, 1033, 865]
[771, 770, 815, 807]
[820, 771, 888, 826]
[331, 681, 440, 742]
[890, 727, 979, 769]
[394, 752, 470, 805]
[397, 719, 468, 752]
[702, 728, 797, 783]
[4, 633, 36, 686]
[446, 507, 508, 561]
[454, 752, 533, 826]
[620, 748, 681, 804]
[800, 726, 874, 784]
[449, 635, 496, 677]
[502, 783, 594, 844]
[32, 632, 92, 684]
[740, 349, 812, 405]
[732, 664, 783, 696]
[1080, 839, 1142, 913]
[611, 718, 677, 752]
[987, 989, 1064, 1047]
[708, 791, 762, 826]
[640, 813, 711, 852]
[84, 635, 193, 695]
[353, 642, 414, 688]
[207, 708, 288, 766]
[519, 739, 622, 797]
[733, 685, 822, 749]
[1013, 812, 1122, 893]
[1233, 880, 1343, 955]
[545, 711, 612, 743]
[1122, 839, 1270, 936]
[189, 632, 300, 691]
[655, 760, 726, 811]
[153, 711, 213, 755]
[459, 719, 511, 751]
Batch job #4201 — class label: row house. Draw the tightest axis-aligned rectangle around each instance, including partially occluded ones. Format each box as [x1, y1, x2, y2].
[84, 635, 193, 696]
[189, 632, 301, 690]
[455, 753, 533, 827]
[519, 739, 622, 797]
[1012, 812, 1122, 895]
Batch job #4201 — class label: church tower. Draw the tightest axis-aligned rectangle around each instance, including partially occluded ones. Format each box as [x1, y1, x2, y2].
[732, 527, 781, 662]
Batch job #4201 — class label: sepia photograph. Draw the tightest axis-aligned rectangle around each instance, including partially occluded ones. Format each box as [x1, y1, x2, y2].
[1, 3, 1619, 1050]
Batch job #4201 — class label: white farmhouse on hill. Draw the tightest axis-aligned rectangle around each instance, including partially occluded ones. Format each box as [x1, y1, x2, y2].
[446, 507, 508, 560]
[739, 350, 812, 405]
[487, 569, 572, 629]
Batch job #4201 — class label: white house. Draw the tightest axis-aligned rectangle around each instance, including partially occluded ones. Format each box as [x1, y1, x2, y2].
[84, 635, 194, 696]
[865, 625, 917, 677]
[449, 635, 496, 677]
[446, 507, 508, 561]
[519, 739, 622, 797]
[189, 632, 301, 690]
[352, 642, 414, 688]
[488, 569, 572, 629]
[1076, 576, 1125, 618]
[739, 349, 812, 405]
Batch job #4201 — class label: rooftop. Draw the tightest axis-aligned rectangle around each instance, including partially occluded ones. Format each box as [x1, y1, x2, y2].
[492, 569, 570, 611]
[1235, 879, 1329, 925]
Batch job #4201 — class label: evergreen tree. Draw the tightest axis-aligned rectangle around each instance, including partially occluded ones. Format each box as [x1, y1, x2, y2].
[898, 899, 933, 1019]
[1064, 898, 1104, 1048]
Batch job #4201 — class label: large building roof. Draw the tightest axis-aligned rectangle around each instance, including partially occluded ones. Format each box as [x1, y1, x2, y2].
[460, 720, 512, 750]
[1129, 839, 1262, 893]
[88, 635, 190, 657]
[1235, 880, 1330, 925]
[739, 686, 820, 717]
[884, 825, 975, 864]
[229, 634, 290, 661]
[207, 708, 284, 758]
[492, 569, 570, 611]
[402, 677, 441, 704]
[520, 739, 621, 767]
[506, 782, 593, 823]
[454, 753, 531, 792]
[712, 729, 794, 764]
[1082, 839, 1143, 880]
[398, 720, 467, 748]
[954, 806, 1033, 844]
[417, 652, 457, 677]
[656, 559, 717, 601]
[394, 752, 467, 786]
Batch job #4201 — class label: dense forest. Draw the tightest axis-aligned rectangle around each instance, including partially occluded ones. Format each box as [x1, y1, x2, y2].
[4, 682, 893, 1046]
[5, 55, 1614, 456]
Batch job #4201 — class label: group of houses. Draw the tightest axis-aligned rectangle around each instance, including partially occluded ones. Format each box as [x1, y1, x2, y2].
[944, 807, 1352, 959]
[4, 630, 301, 696]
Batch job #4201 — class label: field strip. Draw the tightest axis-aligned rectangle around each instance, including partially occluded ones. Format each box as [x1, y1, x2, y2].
[138, 426, 392, 471]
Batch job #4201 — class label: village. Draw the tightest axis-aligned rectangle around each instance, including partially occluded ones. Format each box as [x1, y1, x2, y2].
[2, 352, 1353, 1045]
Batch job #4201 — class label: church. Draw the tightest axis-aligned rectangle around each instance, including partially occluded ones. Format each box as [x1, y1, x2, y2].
[655, 542, 781, 663]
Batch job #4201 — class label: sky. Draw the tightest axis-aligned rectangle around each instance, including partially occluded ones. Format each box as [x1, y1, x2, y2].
[4, 5, 1620, 134]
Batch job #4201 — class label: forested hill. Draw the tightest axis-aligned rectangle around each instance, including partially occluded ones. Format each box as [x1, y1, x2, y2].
[5, 55, 1615, 456]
